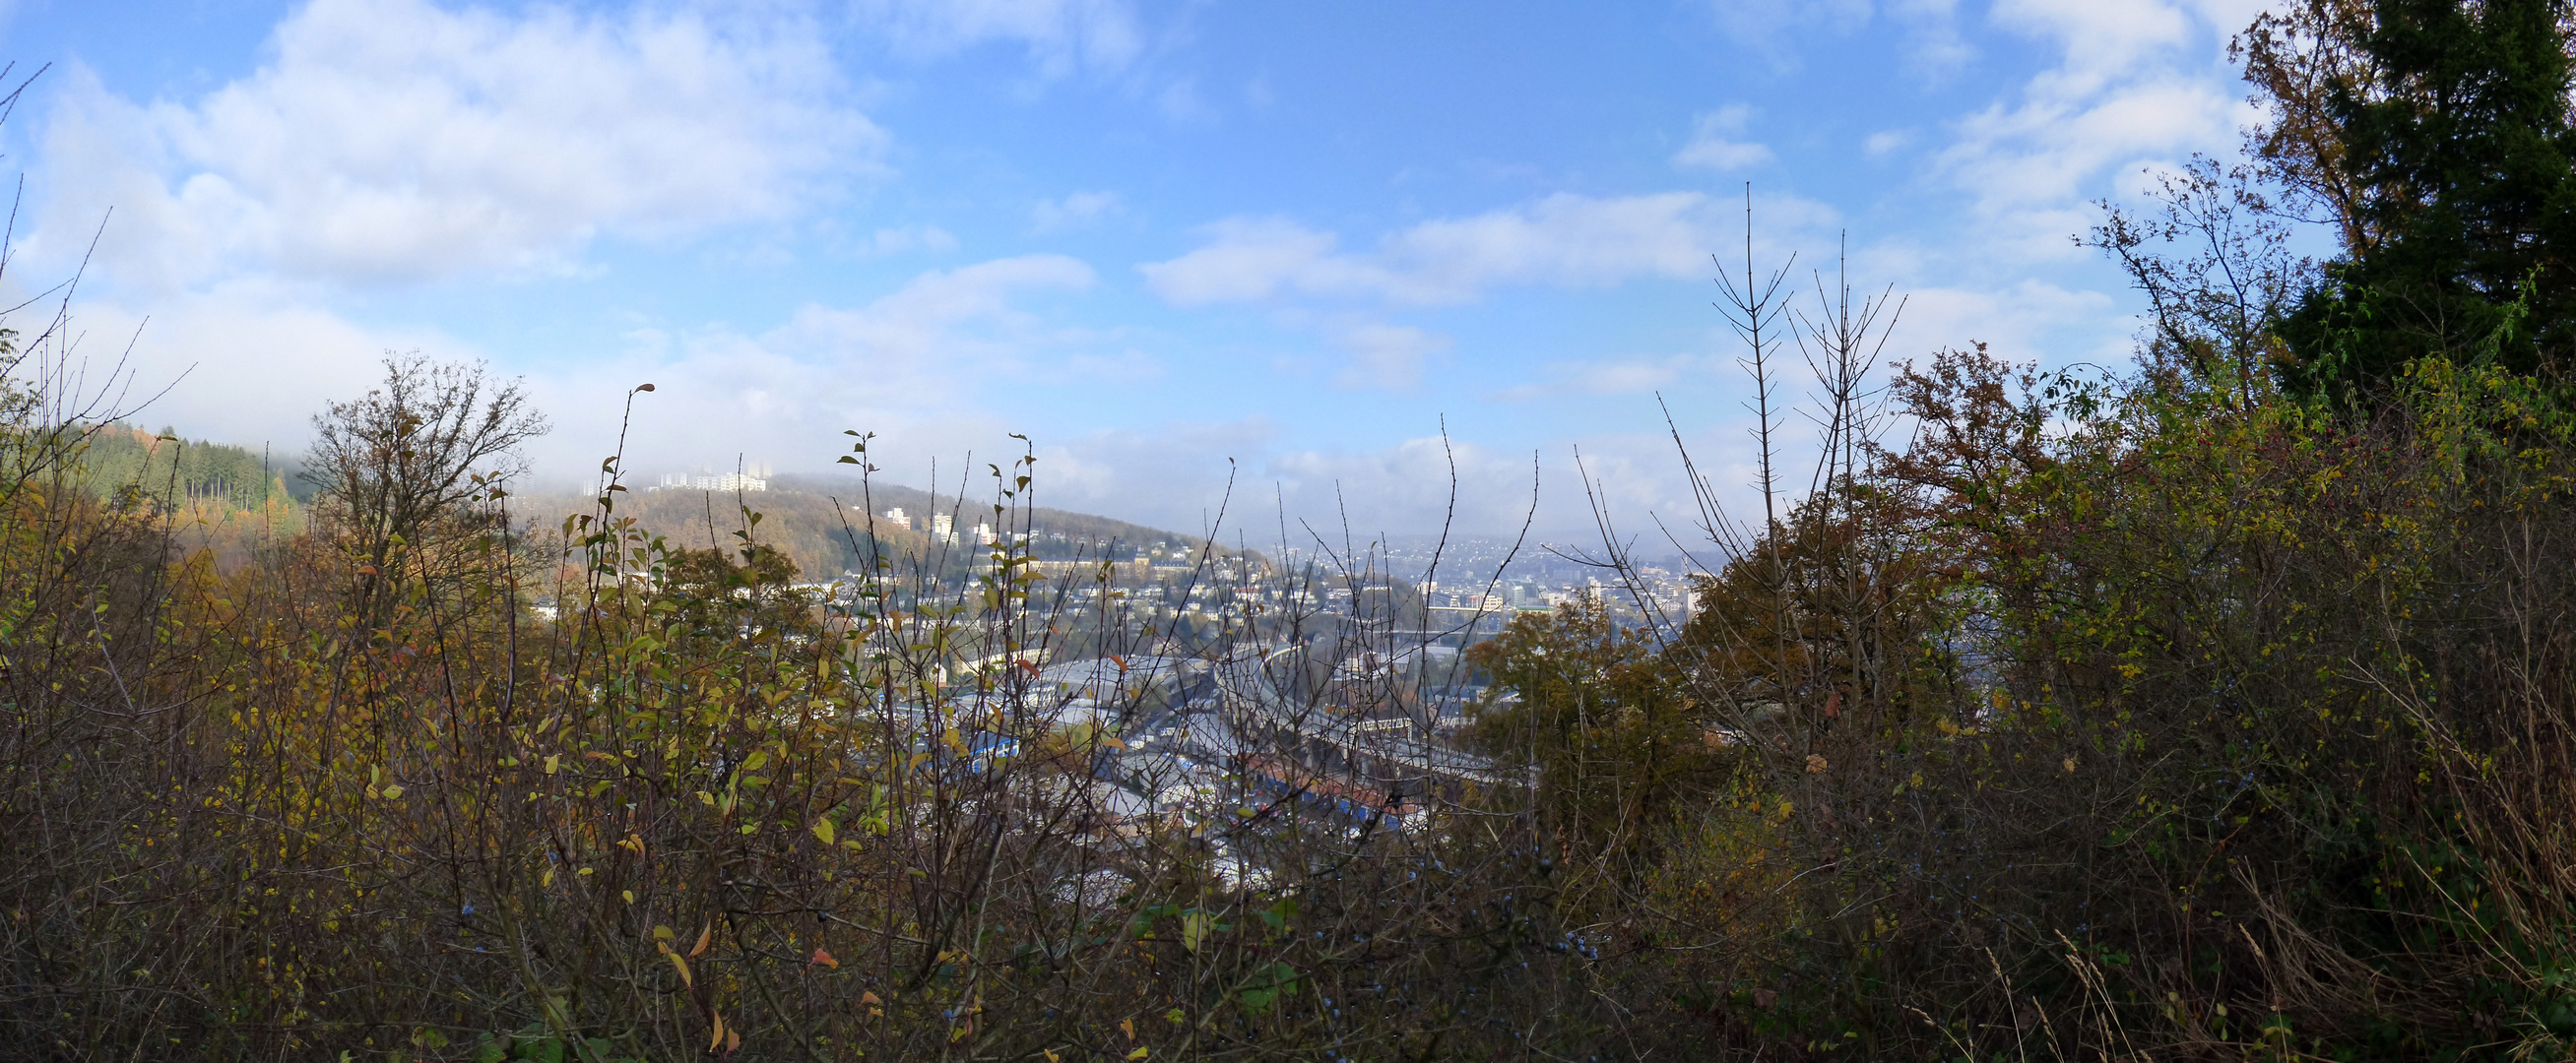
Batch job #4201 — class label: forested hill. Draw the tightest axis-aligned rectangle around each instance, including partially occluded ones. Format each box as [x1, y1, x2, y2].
[768, 472, 1208, 555]
[516, 472, 1218, 582]
[64, 422, 1210, 581]
[73, 423, 296, 513]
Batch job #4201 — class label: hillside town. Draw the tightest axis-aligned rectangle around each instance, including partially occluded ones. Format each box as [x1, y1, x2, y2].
[771, 514, 1709, 860]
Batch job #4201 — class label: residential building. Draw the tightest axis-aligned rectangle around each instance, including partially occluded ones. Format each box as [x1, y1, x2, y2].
[652, 470, 767, 492]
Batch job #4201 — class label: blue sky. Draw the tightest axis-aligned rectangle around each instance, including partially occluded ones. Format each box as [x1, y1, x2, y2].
[0, 0, 2271, 537]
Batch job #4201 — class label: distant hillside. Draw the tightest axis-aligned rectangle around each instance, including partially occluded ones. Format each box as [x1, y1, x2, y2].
[516, 473, 1215, 581]
[54, 423, 1218, 582]
[74, 423, 297, 513]
[769, 472, 1205, 554]
[56, 424, 304, 566]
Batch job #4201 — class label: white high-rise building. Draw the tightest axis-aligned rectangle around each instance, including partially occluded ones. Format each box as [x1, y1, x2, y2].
[931, 514, 955, 542]
[653, 470, 765, 492]
[882, 507, 912, 531]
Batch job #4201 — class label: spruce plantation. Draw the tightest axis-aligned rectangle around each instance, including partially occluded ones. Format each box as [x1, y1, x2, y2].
[13, 3, 2576, 1060]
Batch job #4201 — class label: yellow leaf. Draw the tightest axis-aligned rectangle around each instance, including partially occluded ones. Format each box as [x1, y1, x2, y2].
[813, 819, 836, 845]
[709, 1013, 725, 1051]
[544, 754, 559, 775]
[690, 922, 713, 958]
[1127, 1049, 1149, 1060]
[666, 951, 692, 987]
[725, 1028, 741, 1053]
[379, 783, 404, 799]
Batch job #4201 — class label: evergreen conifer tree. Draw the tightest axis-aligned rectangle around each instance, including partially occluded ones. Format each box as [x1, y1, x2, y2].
[2273, 0, 2576, 390]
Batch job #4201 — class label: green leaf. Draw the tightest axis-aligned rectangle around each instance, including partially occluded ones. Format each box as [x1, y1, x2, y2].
[1237, 962, 1299, 1014]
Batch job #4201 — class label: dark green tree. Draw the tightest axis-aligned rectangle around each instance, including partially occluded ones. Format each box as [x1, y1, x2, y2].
[2262, 0, 2576, 391]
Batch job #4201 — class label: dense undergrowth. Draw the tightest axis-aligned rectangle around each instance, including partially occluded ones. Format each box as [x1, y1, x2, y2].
[11, 2, 2576, 1058]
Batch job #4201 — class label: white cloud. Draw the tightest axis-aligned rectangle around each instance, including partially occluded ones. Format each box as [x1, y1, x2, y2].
[50, 292, 454, 459]
[1889, 0, 1975, 78]
[1030, 418, 1283, 532]
[1142, 192, 1757, 307]
[528, 253, 1101, 485]
[1704, 0, 1973, 78]
[1264, 435, 1555, 539]
[1031, 190, 1124, 232]
[1155, 78, 1215, 123]
[858, 224, 962, 256]
[1331, 323, 1450, 392]
[1879, 279, 2124, 366]
[1703, 0, 1872, 59]
[38, 0, 875, 289]
[1920, 0, 2257, 262]
[1244, 426, 1789, 542]
[1492, 354, 1707, 402]
[1031, 424, 1681, 542]
[1991, 0, 2194, 94]
[1137, 218, 1340, 304]
[853, 0, 1144, 76]
[774, 255, 1096, 378]
[58, 252, 1101, 503]
[1673, 105, 1774, 172]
